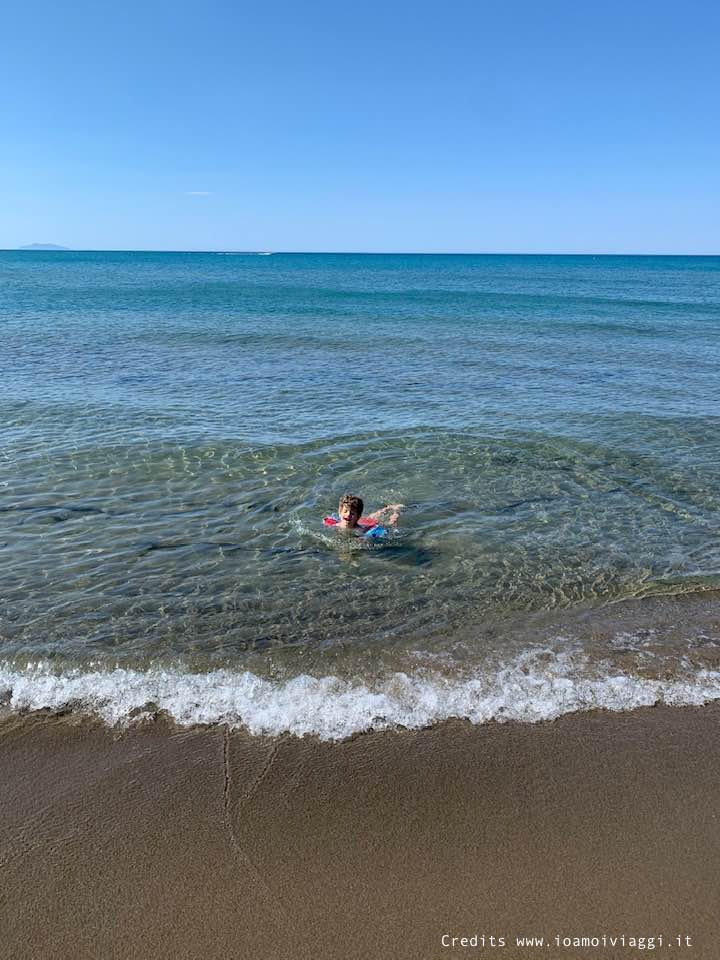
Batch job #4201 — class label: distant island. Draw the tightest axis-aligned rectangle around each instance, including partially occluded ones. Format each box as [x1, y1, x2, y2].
[19, 243, 70, 251]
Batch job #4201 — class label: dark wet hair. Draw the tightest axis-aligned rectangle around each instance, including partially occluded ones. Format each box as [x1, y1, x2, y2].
[338, 493, 363, 516]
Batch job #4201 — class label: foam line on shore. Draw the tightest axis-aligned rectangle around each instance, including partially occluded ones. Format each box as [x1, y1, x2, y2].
[2, 650, 720, 740]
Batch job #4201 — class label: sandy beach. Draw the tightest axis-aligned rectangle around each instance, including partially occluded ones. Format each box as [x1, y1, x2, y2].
[1, 703, 718, 960]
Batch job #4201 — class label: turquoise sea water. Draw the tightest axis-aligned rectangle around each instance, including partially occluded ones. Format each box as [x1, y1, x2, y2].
[2, 252, 720, 736]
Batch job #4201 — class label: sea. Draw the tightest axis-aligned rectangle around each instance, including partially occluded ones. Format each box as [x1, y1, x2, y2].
[2, 251, 720, 739]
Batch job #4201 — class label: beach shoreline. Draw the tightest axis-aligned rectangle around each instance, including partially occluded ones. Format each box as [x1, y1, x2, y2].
[2, 703, 718, 959]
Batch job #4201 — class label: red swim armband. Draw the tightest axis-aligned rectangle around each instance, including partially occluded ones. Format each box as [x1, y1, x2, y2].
[322, 514, 377, 528]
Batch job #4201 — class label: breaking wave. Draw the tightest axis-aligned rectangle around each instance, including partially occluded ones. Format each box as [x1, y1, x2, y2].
[2, 649, 720, 741]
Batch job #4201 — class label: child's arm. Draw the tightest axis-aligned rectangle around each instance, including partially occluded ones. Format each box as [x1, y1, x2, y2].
[366, 503, 405, 524]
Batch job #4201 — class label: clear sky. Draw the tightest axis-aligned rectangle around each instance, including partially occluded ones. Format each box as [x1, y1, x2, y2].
[2, 0, 718, 253]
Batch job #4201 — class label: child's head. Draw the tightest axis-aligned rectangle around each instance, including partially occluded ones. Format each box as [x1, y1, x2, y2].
[338, 493, 363, 527]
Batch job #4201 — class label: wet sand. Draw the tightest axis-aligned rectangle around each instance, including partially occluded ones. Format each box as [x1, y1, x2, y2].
[1, 704, 719, 960]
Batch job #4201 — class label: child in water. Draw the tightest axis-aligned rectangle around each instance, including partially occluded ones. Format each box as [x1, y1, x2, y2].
[334, 493, 404, 531]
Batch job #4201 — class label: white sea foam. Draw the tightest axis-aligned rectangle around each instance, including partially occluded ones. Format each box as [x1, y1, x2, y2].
[2, 650, 720, 741]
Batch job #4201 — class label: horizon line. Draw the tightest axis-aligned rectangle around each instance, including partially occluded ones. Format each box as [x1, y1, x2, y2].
[5, 248, 720, 257]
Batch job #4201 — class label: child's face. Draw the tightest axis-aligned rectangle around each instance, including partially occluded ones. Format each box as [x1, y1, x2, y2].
[338, 503, 360, 527]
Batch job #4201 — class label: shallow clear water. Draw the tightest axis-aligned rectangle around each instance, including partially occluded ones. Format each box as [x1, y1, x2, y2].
[2, 251, 720, 735]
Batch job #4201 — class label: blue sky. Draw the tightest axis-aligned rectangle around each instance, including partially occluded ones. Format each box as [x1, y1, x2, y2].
[2, 0, 718, 252]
